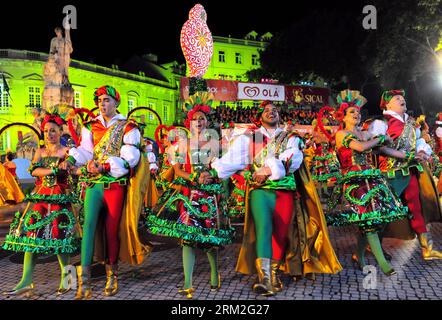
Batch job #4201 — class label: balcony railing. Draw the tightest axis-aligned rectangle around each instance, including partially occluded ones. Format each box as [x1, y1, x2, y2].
[212, 36, 268, 48]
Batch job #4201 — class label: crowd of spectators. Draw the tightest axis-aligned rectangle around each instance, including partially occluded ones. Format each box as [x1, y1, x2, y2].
[211, 105, 340, 126]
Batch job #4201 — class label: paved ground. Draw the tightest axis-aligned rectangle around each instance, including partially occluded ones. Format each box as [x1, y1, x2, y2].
[1, 222, 442, 301]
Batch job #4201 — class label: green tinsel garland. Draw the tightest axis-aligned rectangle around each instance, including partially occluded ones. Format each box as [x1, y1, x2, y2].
[172, 177, 224, 194]
[2, 234, 80, 254]
[338, 169, 383, 184]
[231, 187, 245, 196]
[22, 208, 77, 233]
[312, 172, 342, 182]
[146, 215, 235, 246]
[326, 206, 410, 229]
[313, 154, 336, 161]
[163, 193, 218, 220]
[343, 184, 392, 206]
[227, 206, 245, 218]
[24, 193, 80, 204]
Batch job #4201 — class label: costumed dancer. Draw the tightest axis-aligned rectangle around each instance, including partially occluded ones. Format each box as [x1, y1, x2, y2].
[146, 95, 235, 299]
[153, 125, 179, 195]
[210, 100, 342, 296]
[143, 136, 160, 209]
[306, 115, 340, 197]
[324, 90, 409, 275]
[221, 122, 252, 220]
[59, 85, 150, 299]
[369, 90, 442, 260]
[2, 113, 80, 296]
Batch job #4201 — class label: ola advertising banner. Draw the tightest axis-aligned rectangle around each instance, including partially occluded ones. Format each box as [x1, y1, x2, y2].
[237, 82, 285, 101]
[180, 78, 329, 105]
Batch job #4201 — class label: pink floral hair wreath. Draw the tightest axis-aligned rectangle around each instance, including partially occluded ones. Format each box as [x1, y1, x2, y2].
[40, 113, 66, 131]
[184, 104, 212, 129]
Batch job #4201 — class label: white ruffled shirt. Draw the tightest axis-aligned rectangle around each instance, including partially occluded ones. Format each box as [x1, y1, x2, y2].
[212, 126, 303, 180]
[368, 110, 432, 156]
[145, 141, 158, 171]
[69, 114, 141, 178]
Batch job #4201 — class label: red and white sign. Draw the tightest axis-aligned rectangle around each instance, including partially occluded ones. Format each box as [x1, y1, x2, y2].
[180, 78, 238, 101]
[237, 83, 285, 102]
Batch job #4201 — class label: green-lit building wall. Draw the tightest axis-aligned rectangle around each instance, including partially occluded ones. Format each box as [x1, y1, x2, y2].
[0, 49, 180, 152]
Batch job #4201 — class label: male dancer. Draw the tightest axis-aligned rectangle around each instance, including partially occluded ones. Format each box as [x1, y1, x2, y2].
[370, 90, 442, 260]
[208, 101, 341, 296]
[61, 85, 148, 298]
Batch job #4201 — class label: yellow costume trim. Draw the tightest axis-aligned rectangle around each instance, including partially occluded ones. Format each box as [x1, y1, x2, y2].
[0, 163, 25, 205]
[118, 152, 153, 265]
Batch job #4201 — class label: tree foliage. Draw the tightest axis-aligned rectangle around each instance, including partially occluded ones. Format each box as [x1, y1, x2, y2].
[360, 0, 442, 88]
[248, 0, 442, 115]
[246, 8, 366, 88]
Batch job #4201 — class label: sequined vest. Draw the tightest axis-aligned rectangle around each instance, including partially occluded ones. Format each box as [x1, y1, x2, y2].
[380, 117, 423, 177]
[249, 130, 297, 191]
[90, 120, 127, 182]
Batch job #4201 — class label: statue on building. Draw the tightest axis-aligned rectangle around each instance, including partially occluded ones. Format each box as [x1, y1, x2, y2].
[49, 24, 73, 84]
[42, 22, 74, 110]
[43, 55, 63, 86]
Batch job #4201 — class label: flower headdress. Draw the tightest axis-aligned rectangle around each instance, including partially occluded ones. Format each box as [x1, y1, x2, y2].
[40, 113, 66, 131]
[41, 104, 96, 146]
[183, 92, 213, 129]
[334, 90, 367, 122]
[316, 90, 367, 143]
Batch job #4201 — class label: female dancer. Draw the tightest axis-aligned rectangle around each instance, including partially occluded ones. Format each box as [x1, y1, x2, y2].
[146, 101, 234, 298]
[325, 91, 409, 275]
[2, 114, 80, 296]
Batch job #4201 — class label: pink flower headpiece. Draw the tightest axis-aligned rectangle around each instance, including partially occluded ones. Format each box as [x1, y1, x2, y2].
[333, 102, 360, 122]
[184, 104, 211, 128]
[40, 114, 66, 131]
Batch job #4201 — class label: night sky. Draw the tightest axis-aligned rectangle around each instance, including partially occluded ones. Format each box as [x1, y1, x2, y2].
[1, 0, 369, 67]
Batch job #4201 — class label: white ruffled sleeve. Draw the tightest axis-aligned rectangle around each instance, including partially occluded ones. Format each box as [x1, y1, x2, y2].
[211, 134, 249, 180]
[147, 151, 158, 171]
[281, 136, 304, 174]
[264, 157, 286, 181]
[416, 138, 432, 157]
[68, 127, 94, 165]
[368, 120, 388, 137]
